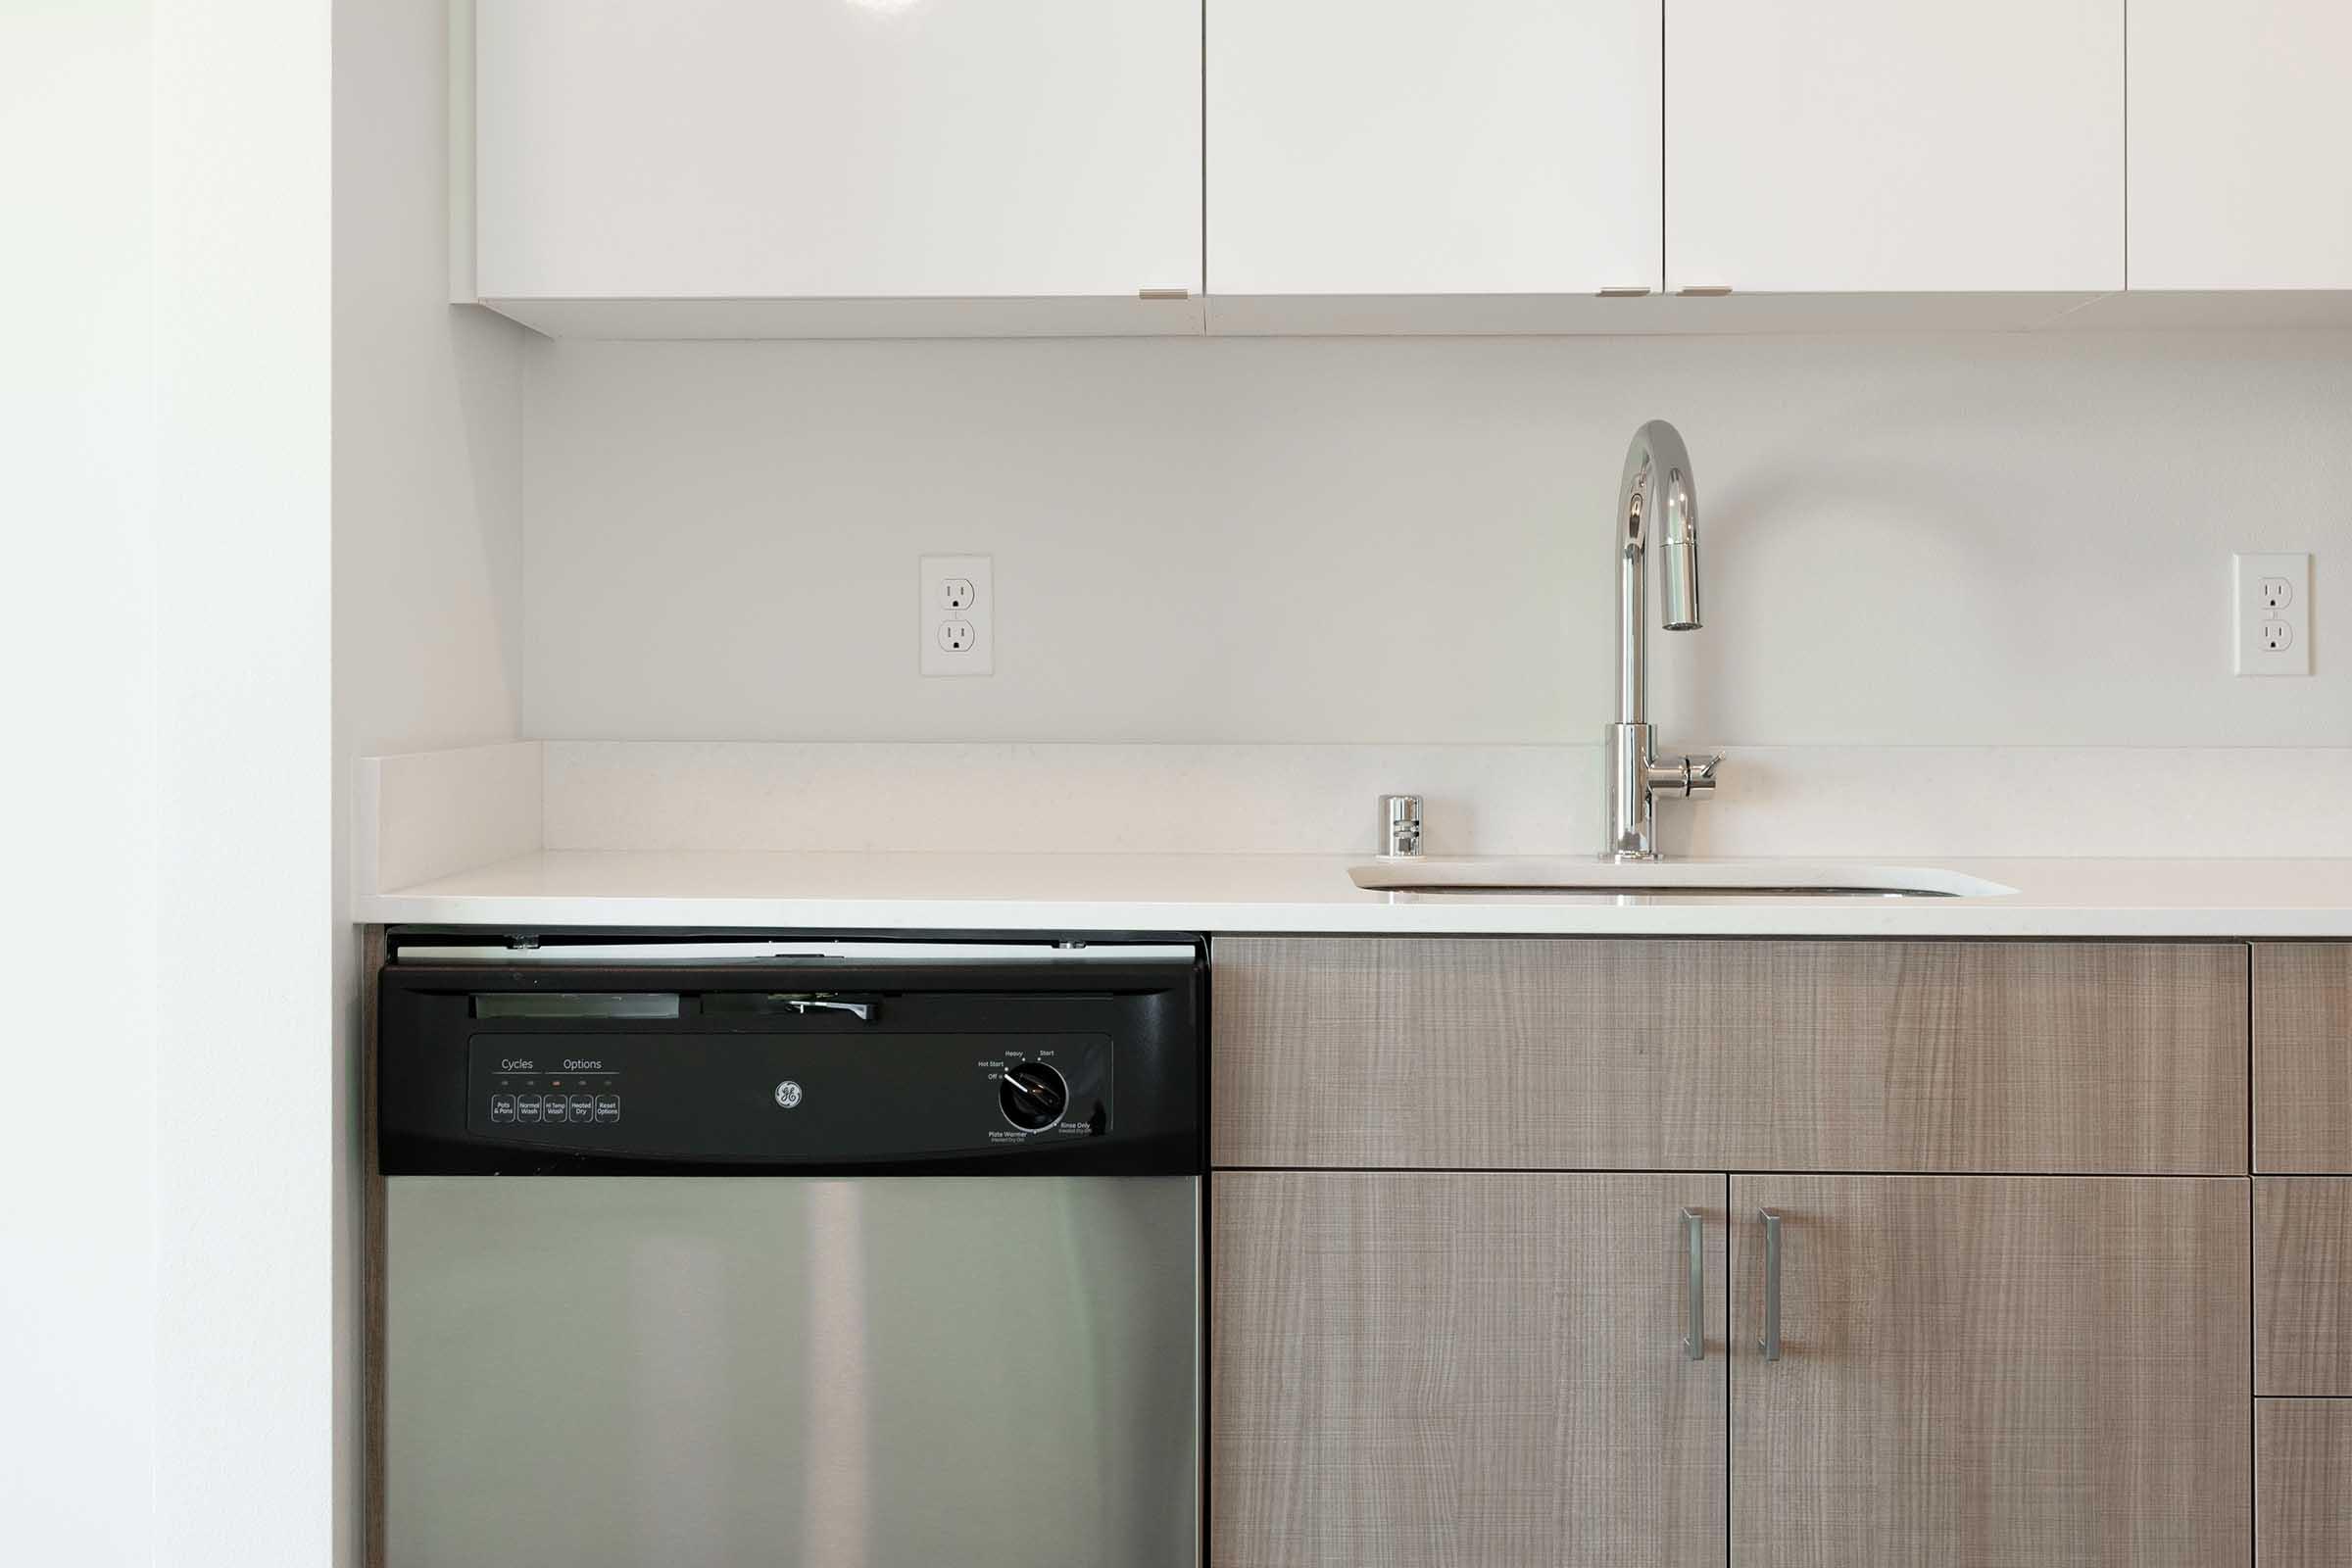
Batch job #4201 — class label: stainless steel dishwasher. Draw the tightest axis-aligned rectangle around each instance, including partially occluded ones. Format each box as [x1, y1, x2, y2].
[375, 933, 1203, 1568]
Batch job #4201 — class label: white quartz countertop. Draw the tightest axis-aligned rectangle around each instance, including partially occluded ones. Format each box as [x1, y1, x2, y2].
[355, 850, 2352, 938]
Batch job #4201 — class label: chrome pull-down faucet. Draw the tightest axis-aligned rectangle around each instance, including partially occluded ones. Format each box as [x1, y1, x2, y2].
[1604, 419, 1722, 860]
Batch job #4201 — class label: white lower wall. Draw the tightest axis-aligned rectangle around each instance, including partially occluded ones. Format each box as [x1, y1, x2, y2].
[7, 9, 339, 1561]
[0, 6, 157, 1562]
[153, 1, 336, 1564]
[522, 330, 2351, 749]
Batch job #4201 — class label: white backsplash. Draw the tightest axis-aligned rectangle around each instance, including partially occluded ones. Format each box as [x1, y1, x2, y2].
[520, 331, 2351, 750]
[534, 741, 2352, 861]
[372, 329, 2352, 887]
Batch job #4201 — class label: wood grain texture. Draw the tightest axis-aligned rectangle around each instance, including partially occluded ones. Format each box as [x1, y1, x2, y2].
[1210, 938, 2248, 1173]
[2254, 944, 2352, 1172]
[1210, 1172, 1727, 1568]
[2256, 1177, 2352, 1395]
[2257, 1399, 2352, 1568]
[1729, 1176, 2251, 1568]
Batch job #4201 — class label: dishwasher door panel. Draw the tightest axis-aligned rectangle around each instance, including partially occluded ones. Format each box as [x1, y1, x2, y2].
[384, 1175, 1200, 1568]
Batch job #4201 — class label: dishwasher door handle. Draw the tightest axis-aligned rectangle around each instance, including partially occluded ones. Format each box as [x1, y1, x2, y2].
[785, 999, 873, 1021]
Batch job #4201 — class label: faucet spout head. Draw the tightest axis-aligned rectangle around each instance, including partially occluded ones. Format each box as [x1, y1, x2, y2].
[1659, 529, 1700, 631]
[1621, 418, 1701, 630]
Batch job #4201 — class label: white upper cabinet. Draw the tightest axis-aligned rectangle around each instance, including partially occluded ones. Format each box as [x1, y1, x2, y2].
[472, 0, 1202, 334]
[1206, 0, 1662, 317]
[1665, 0, 2124, 295]
[465, 0, 2338, 336]
[2129, 0, 2352, 290]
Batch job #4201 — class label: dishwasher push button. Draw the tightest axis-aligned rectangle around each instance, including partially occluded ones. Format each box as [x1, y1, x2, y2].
[568, 1095, 597, 1122]
[594, 1096, 620, 1123]
[489, 1095, 516, 1124]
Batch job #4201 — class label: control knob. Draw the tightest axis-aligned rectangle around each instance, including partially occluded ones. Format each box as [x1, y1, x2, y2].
[999, 1061, 1068, 1133]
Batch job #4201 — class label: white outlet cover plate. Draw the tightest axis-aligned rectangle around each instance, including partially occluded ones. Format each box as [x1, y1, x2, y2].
[2233, 551, 2310, 676]
[919, 554, 993, 676]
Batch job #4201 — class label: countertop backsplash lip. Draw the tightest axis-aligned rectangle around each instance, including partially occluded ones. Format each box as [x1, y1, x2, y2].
[352, 739, 2352, 933]
[533, 739, 2352, 860]
[353, 740, 543, 899]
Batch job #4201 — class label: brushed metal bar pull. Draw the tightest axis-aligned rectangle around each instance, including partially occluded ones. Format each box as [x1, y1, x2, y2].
[1758, 1208, 1784, 1361]
[1682, 1207, 1704, 1360]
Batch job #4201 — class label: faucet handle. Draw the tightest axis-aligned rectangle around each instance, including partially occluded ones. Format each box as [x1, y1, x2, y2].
[1645, 755, 1722, 799]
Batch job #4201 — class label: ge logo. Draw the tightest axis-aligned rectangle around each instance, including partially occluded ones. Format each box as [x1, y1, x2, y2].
[773, 1080, 805, 1109]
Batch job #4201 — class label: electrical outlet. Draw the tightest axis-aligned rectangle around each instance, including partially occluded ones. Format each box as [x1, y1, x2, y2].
[2233, 552, 2310, 676]
[919, 555, 993, 676]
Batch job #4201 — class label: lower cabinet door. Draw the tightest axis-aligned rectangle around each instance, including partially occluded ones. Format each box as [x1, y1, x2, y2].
[1729, 1176, 2251, 1567]
[1210, 1172, 1728, 1568]
[2258, 1400, 2352, 1566]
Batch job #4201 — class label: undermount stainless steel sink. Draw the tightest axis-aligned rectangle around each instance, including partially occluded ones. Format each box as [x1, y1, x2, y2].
[1348, 858, 2018, 899]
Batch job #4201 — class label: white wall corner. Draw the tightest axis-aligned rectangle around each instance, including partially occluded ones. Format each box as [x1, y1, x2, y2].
[351, 753, 385, 903]
[447, 0, 476, 303]
[356, 740, 544, 907]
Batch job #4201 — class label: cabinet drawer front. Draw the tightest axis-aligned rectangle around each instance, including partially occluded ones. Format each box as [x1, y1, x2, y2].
[1209, 1171, 1726, 1568]
[2256, 1177, 2352, 1395]
[2258, 1400, 2352, 1568]
[2255, 944, 2352, 1171]
[1210, 938, 2246, 1172]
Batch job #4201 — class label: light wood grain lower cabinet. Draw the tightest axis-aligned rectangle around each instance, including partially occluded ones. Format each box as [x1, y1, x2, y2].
[1728, 1176, 2251, 1568]
[2258, 1400, 2352, 1567]
[2254, 943, 2352, 1172]
[2256, 1177, 2352, 1395]
[1210, 1172, 1727, 1568]
[1210, 938, 2247, 1172]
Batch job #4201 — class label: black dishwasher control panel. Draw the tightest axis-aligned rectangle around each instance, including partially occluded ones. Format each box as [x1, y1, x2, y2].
[465, 1033, 1111, 1159]
[375, 933, 1202, 1178]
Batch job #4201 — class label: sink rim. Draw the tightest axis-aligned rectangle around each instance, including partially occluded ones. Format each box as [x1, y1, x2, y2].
[1348, 856, 2019, 900]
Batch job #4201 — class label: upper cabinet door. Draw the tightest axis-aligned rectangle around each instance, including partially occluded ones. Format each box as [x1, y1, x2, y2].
[1207, 0, 1662, 299]
[474, 0, 1200, 310]
[2130, 0, 2352, 288]
[1666, 1, 2124, 293]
